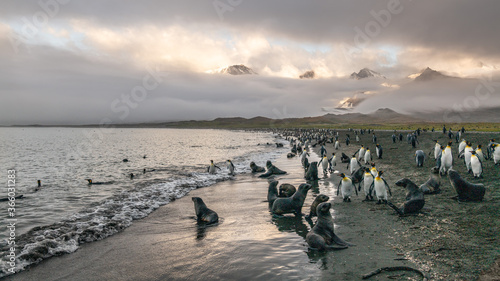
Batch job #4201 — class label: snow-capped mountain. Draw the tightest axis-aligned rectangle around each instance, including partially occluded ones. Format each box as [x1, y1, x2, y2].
[349, 68, 386, 80]
[413, 67, 451, 82]
[206, 64, 257, 75]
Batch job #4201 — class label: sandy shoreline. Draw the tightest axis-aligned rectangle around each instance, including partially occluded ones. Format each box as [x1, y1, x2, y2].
[5, 130, 500, 280]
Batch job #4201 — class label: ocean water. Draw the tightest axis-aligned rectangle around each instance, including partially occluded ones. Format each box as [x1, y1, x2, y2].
[0, 128, 285, 276]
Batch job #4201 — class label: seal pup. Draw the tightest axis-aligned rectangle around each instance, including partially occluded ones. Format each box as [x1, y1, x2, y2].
[305, 162, 319, 181]
[250, 161, 265, 173]
[388, 178, 425, 215]
[448, 169, 485, 202]
[419, 167, 441, 194]
[271, 183, 312, 216]
[279, 183, 296, 197]
[208, 160, 221, 174]
[470, 151, 483, 178]
[86, 179, 112, 185]
[415, 150, 425, 167]
[258, 160, 287, 178]
[306, 202, 350, 251]
[306, 194, 330, 218]
[192, 197, 219, 224]
[340, 153, 350, 163]
[370, 171, 392, 204]
[267, 180, 279, 206]
[226, 160, 235, 176]
[337, 173, 358, 202]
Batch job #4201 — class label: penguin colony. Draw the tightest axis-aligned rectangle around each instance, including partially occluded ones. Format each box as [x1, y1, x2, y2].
[192, 127, 497, 256]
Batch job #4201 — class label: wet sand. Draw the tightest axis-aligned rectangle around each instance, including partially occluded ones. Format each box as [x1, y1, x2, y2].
[5, 144, 421, 281]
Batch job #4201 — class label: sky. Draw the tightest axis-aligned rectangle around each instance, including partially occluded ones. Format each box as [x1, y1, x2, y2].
[1, 0, 500, 125]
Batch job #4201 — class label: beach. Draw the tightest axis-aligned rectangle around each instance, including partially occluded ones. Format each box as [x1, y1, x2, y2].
[5, 130, 500, 280]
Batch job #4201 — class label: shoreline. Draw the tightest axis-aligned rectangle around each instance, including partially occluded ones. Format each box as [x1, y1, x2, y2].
[5, 143, 422, 281]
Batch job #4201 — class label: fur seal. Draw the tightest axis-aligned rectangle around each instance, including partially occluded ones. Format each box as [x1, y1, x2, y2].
[340, 153, 350, 163]
[388, 178, 425, 215]
[271, 183, 311, 215]
[286, 153, 296, 158]
[305, 162, 319, 181]
[267, 180, 279, 205]
[192, 197, 219, 224]
[0, 194, 24, 202]
[419, 167, 441, 194]
[250, 161, 266, 173]
[307, 194, 330, 218]
[448, 169, 485, 202]
[258, 160, 287, 178]
[279, 183, 296, 197]
[306, 202, 350, 251]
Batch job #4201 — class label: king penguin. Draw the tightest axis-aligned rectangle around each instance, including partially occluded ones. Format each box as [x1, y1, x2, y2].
[440, 141, 453, 176]
[337, 173, 357, 202]
[226, 160, 235, 176]
[370, 171, 392, 204]
[364, 148, 372, 164]
[470, 151, 483, 178]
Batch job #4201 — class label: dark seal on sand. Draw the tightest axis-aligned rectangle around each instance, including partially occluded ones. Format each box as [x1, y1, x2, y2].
[305, 162, 319, 181]
[420, 167, 441, 194]
[279, 183, 296, 197]
[448, 169, 485, 202]
[259, 160, 287, 178]
[192, 197, 219, 224]
[250, 161, 266, 173]
[271, 183, 311, 215]
[389, 178, 425, 215]
[306, 202, 350, 251]
[306, 194, 330, 218]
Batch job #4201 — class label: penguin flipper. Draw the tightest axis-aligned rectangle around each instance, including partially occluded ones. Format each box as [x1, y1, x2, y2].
[382, 178, 392, 196]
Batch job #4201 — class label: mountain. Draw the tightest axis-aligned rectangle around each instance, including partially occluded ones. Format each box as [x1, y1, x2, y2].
[207, 64, 257, 75]
[299, 70, 315, 79]
[414, 67, 451, 82]
[350, 68, 386, 80]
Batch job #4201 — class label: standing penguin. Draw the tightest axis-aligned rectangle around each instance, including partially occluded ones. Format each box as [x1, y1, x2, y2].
[328, 152, 337, 173]
[208, 160, 221, 174]
[372, 133, 377, 144]
[318, 155, 329, 176]
[226, 160, 235, 176]
[391, 134, 396, 143]
[369, 162, 378, 177]
[334, 140, 340, 150]
[492, 143, 500, 165]
[415, 150, 425, 167]
[337, 173, 357, 202]
[361, 167, 374, 201]
[375, 144, 383, 159]
[433, 140, 441, 159]
[458, 139, 467, 157]
[470, 151, 483, 178]
[370, 171, 392, 204]
[464, 142, 473, 172]
[364, 148, 372, 164]
[347, 154, 361, 175]
[357, 145, 366, 161]
[356, 135, 360, 142]
[440, 141, 453, 175]
[476, 145, 485, 162]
